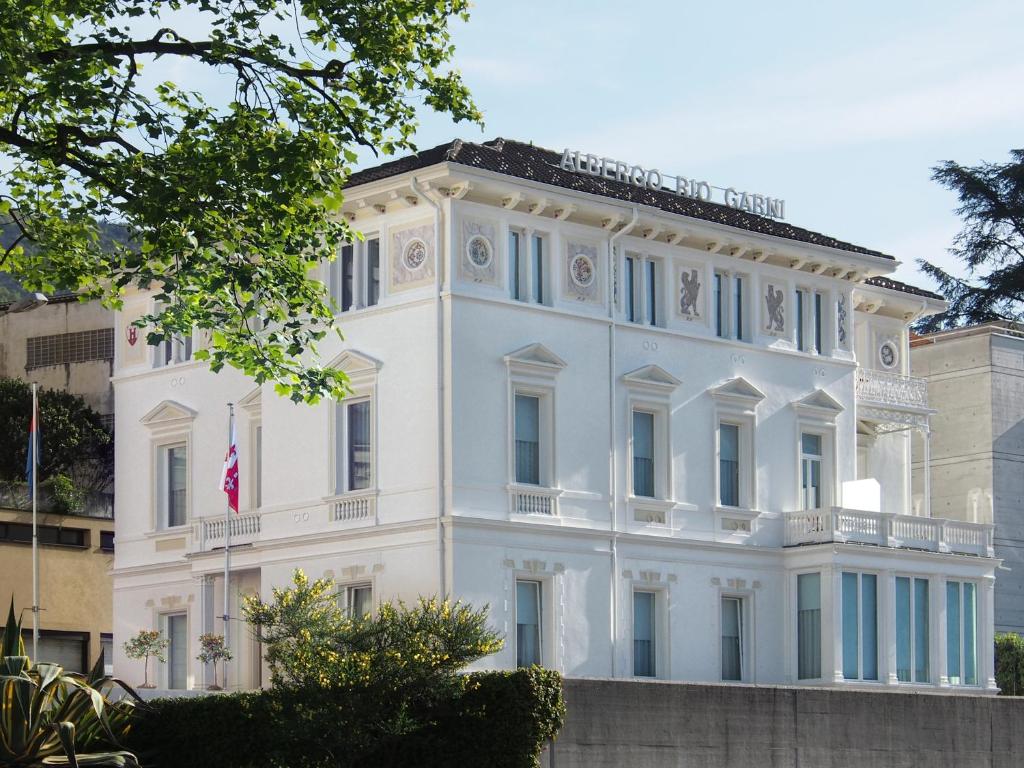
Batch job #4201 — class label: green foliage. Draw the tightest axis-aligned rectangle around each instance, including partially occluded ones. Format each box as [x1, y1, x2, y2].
[243, 569, 503, 689]
[0, 0, 480, 403]
[126, 667, 565, 768]
[122, 629, 168, 688]
[0, 377, 113, 493]
[995, 632, 1024, 695]
[43, 472, 86, 514]
[196, 632, 232, 688]
[0, 599, 142, 766]
[917, 149, 1024, 332]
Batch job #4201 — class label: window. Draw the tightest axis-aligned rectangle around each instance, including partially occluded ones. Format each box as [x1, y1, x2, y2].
[946, 581, 977, 686]
[895, 576, 930, 683]
[336, 400, 372, 493]
[329, 238, 380, 311]
[800, 433, 823, 510]
[632, 410, 655, 498]
[253, 424, 263, 509]
[24, 630, 88, 673]
[26, 328, 114, 369]
[721, 597, 744, 681]
[366, 238, 380, 307]
[514, 394, 541, 485]
[645, 260, 658, 326]
[164, 613, 188, 690]
[714, 272, 725, 337]
[813, 292, 823, 353]
[330, 244, 355, 312]
[719, 423, 740, 507]
[154, 333, 193, 367]
[341, 583, 373, 619]
[842, 572, 878, 681]
[158, 443, 188, 528]
[633, 591, 656, 677]
[99, 530, 115, 552]
[531, 234, 546, 305]
[733, 275, 745, 341]
[714, 272, 747, 340]
[625, 256, 637, 322]
[797, 573, 821, 680]
[100, 634, 114, 676]
[516, 579, 542, 667]
[509, 230, 523, 301]
[0, 522, 86, 547]
[795, 289, 806, 351]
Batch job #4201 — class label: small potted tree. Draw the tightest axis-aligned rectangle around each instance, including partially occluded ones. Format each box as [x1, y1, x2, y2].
[122, 629, 169, 689]
[197, 633, 233, 690]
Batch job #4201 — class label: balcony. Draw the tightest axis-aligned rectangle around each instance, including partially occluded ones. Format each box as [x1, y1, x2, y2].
[784, 508, 993, 557]
[508, 484, 561, 517]
[855, 368, 929, 411]
[196, 512, 261, 550]
[327, 489, 377, 524]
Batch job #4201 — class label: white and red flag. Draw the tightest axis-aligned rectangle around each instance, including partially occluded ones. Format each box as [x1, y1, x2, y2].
[219, 412, 240, 513]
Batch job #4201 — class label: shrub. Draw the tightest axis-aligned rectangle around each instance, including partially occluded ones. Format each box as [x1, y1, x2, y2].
[995, 632, 1024, 695]
[126, 667, 565, 768]
[44, 472, 86, 514]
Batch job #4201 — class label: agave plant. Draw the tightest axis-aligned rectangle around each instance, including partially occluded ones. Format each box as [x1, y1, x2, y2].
[0, 600, 142, 767]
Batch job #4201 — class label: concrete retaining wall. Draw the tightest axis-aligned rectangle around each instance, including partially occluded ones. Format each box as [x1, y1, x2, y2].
[548, 679, 1024, 768]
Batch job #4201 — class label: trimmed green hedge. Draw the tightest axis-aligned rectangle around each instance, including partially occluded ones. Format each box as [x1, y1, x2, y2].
[127, 667, 565, 768]
[996, 632, 1024, 695]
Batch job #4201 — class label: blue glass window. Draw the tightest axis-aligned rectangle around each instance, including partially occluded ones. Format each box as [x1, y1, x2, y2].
[515, 394, 540, 485]
[633, 591, 656, 677]
[632, 410, 655, 498]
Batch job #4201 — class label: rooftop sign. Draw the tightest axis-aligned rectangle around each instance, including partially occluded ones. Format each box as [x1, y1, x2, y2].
[559, 149, 786, 221]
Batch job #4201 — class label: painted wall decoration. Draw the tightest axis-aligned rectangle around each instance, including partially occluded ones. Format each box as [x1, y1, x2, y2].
[563, 242, 600, 303]
[390, 222, 435, 292]
[764, 283, 786, 335]
[837, 295, 848, 347]
[121, 305, 148, 366]
[677, 266, 702, 320]
[459, 219, 498, 285]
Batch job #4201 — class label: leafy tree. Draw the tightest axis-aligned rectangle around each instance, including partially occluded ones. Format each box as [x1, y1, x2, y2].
[196, 632, 233, 690]
[995, 632, 1024, 696]
[0, 377, 113, 494]
[0, 1, 480, 403]
[122, 628, 169, 688]
[917, 149, 1024, 332]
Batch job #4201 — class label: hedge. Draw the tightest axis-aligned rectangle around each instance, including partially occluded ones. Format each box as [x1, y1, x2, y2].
[126, 666, 565, 768]
[996, 632, 1024, 695]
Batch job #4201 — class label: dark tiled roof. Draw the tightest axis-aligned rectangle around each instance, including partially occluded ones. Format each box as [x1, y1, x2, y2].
[864, 276, 944, 301]
[348, 138, 894, 260]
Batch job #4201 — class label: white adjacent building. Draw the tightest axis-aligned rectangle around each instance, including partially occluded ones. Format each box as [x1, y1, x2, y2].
[112, 138, 998, 693]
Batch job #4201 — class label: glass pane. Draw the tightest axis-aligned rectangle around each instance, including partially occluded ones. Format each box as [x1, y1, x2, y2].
[168, 445, 187, 527]
[721, 598, 742, 681]
[914, 578, 929, 682]
[895, 577, 911, 682]
[633, 592, 656, 677]
[167, 614, 187, 690]
[797, 573, 821, 679]
[516, 580, 541, 667]
[813, 292, 823, 353]
[795, 290, 805, 350]
[842, 572, 859, 680]
[964, 583, 977, 685]
[509, 231, 522, 300]
[515, 395, 540, 485]
[632, 411, 655, 498]
[625, 257, 636, 322]
[862, 574, 877, 680]
[734, 276, 744, 340]
[334, 402, 345, 494]
[349, 585, 372, 619]
[719, 423, 740, 507]
[347, 401, 371, 491]
[802, 433, 822, 456]
[341, 245, 354, 311]
[645, 260, 657, 326]
[367, 239, 380, 306]
[100, 636, 114, 675]
[531, 235, 544, 305]
[947, 581, 961, 685]
[714, 273, 724, 337]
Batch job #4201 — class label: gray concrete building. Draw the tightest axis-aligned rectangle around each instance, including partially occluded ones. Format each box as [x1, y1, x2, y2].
[911, 322, 1024, 634]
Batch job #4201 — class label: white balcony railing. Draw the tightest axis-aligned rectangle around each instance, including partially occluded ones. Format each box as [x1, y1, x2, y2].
[327, 489, 377, 524]
[197, 512, 261, 550]
[855, 368, 929, 410]
[784, 508, 993, 557]
[508, 485, 560, 517]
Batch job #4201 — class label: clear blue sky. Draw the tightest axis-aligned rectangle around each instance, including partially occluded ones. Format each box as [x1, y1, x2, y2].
[400, 0, 1023, 287]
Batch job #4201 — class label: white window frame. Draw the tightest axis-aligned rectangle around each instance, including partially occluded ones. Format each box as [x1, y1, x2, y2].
[719, 592, 752, 683]
[709, 378, 763, 519]
[795, 570, 823, 682]
[339, 581, 374, 618]
[238, 389, 263, 512]
[792, 391, 842, 512]
[159, 611, 189, 690]
[511, 387, 553, 487]
[841, 570, 880, 682]
[628, 403, 669, 501]
[335, 395, 375, 494]
[515, 577, 544, 668]
[155, 440, 189, 530]
[945, 579, 979, 687]
[504, 345, 565, 493]
[326, 351, 381, 501]
[713, 270, 749, 341]
[151, 302, 196, 368]
[329, 236, 382, 313]
[527, 230, 551, 306]
[894, 574, 931, 684]
[631, 587, 667, 679]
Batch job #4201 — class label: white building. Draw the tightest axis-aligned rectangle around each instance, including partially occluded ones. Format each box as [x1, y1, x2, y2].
[112, 138, 998, 693]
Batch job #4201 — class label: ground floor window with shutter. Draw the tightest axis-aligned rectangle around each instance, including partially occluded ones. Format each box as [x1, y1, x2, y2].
[162, 612, 188, 690]
[516, 579, 542, 667]
[721, 597, 744, 681]
[633, 590, 656, 677]
[797, 573, 821, 680]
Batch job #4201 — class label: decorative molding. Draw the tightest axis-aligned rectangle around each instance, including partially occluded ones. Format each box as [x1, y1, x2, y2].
[709, 377, 766, 409]
[621, 364, 681, 394]
[503, 343, 567, 377]
[793, 388, 844, 422]
[140, 400, 197, 428]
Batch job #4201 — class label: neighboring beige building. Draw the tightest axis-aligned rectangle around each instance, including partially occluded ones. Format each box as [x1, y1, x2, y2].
[911, 322, 1024, 634]
[1, 292, 117, 670]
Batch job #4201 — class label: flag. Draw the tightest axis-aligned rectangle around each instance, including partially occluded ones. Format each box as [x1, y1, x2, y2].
[25, 395, 40, 486]
[219, 413, 240, 513]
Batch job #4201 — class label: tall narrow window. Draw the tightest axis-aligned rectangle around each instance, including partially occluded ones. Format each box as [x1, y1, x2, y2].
[842, 572, 878, 680]
[800, 433, 822, 510]
[633, 591, 656, 677]
[331, 244, 355, 312]
[625, 256, 637, 322]
[632, 410, 655, 498]
[509, 230, 523, 301]
[795, 289, 806, 351]
[645, 260, 657, 326]
[531, 234, 545, 305]
[714, 272, 725, 338]
[347, 401, 371, 491]
[254, 424, 263, 509]
[159, 443, 188, 528]
[345, 584, 373, 619]
[733, 276, 744, 341]
[895, 576, 930, 683]
[514, 394, 540, 485]
[366, 238, 380, 307]
[719, 423, 740, 507]
[813, 292, 823, 353]
[797, 573, 821, 680]
[516, 579, 542, 667]
[721, 597, 743, 681]
[946, 581, 977, 686]
[165, 613, 188, 690]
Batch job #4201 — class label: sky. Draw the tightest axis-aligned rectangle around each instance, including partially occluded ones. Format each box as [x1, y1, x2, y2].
[396, 0, 1023, 288]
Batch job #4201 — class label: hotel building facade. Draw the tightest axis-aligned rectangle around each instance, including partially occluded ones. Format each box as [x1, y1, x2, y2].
[111, 138, 998, 693]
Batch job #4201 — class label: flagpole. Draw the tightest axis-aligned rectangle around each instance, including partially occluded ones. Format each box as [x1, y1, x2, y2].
[223, 403, 233, 690]
[31, 382, 39, 660]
